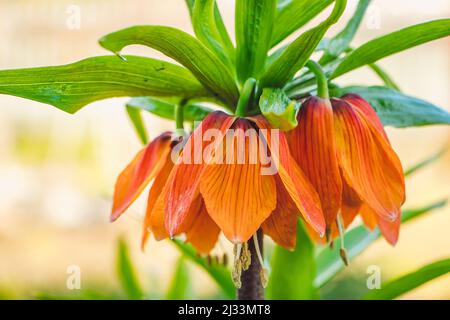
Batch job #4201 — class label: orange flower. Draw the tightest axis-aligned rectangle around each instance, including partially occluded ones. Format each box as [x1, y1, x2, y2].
[288, 94, 405, 245]
[111, 131, 220, 253]
[164, 111, 325, 250]
[112, 111, 326, 254]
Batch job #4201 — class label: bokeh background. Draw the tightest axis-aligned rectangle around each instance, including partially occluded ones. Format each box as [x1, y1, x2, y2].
[0, 0, 449, 299]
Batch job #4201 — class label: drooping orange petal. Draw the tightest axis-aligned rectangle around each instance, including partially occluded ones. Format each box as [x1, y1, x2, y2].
[304, 222, 328, 244]
[287, 97, 342, 228]
[111, 132, 172, 221]
[332, 99, 405, 222]
[185, 198, 221, 254]
[359, 204, 378, 230]
[341, 178, 362, 228]
[199, 118, 277, 243]
[165, 111, 236, 236]
[141, 154, 174, 250]
[250, 115, 325, 237]
[358, 202, 400, 245]
[343, 94, 404, 180]
[262, 176, 298, 250]
[144, 184, 202, 248]
[377, 211, 400, 245]
[147, 184, 170, 242]
[341, 94, 387, 139]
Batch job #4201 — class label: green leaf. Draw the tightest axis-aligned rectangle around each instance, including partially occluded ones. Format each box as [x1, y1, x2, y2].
[166, 257, 191, 300]
[0, 55, 212, 114]
[259, 88, 299, 130]
[235, 0, 276, 82]
[192, 0, 234, 66]
[332, 19, 450, 78]
[364, 258, 450, 300]
[267, 220, 319, 299]
[315, 200, 447, 288]
[184, 0, 195, 16]
[261, 0, 346, 88]
[172, 240, 235, 299]
[126, 97, 213, 122]
[126, 106, 148, 145]
[320, 0, 370, 63]
[404, 148, 447, 177]
[331, 86, 450, 127]
[271, 0, 334, 47]
[116, 237, 144, 299]
[99, 26, 239, 107]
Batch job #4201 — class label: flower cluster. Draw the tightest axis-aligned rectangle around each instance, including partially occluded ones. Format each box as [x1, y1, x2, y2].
[111, 93, 405, 257]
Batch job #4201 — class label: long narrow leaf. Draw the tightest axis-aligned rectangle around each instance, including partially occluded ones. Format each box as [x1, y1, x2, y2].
[364, 258, 450, 300]
[184, 0, 195, 16]
[271, 0, 334, 47]
[320, 0, 370, 63]
[261, 0, 346, 88]
[99, 26, 239, 107]
[315, 200, 447, 288]
[186, 0, 233, 54]
[127, 97, 213, 122]
[331, 86, 450, 128]
[172, 240, 235, 299]
[116, 237, 144, 299]
[166, 257, 191, 300]
[126, 106, 148, 145]
[404, 148, 447, 177]
[213, 3, 234, 53]
[332, 19, 450, 78]
[0, 55, 211, 114]
[192, 0, 234, 66]
[267, 221, 319, 299]
[235, 0, 276, 82]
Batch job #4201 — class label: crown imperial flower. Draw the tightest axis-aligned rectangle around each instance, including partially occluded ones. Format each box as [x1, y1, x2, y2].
[288, 93, 405, 245]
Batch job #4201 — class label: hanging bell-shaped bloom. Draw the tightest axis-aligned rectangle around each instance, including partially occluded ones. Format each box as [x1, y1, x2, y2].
[288, 94, 405, 245]
[111, 131, 220, 254]
[163, 111, 325, 250]
[111, 111, 326, 254]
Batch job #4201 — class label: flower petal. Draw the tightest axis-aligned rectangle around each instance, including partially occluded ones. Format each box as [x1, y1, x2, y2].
[185, 198, 221, 254]
[342, 94, 404, 179]
[165, 111, 236, 236]
[341, 93, 387, 139]
[250, 116, 325, 236]
[378, 211, 400, 245]
[341, 178, 362, 228]
[141, 156, 174, 250]
[332, 99, 405, 221]
[262, 176, 298, 250]
[288, 97, 342, 228]
[199, 119, 277, 243]
[111, 132, 172, 221]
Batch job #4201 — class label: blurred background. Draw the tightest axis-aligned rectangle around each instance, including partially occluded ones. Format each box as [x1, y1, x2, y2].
[0, 0, 449, 299]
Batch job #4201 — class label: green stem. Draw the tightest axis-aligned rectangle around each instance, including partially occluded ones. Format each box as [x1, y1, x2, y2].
[368, 63, 401, 91]
[174, 100, 186, 130]
[305, 60, 329, 99]
[235, 78, 257, 117]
